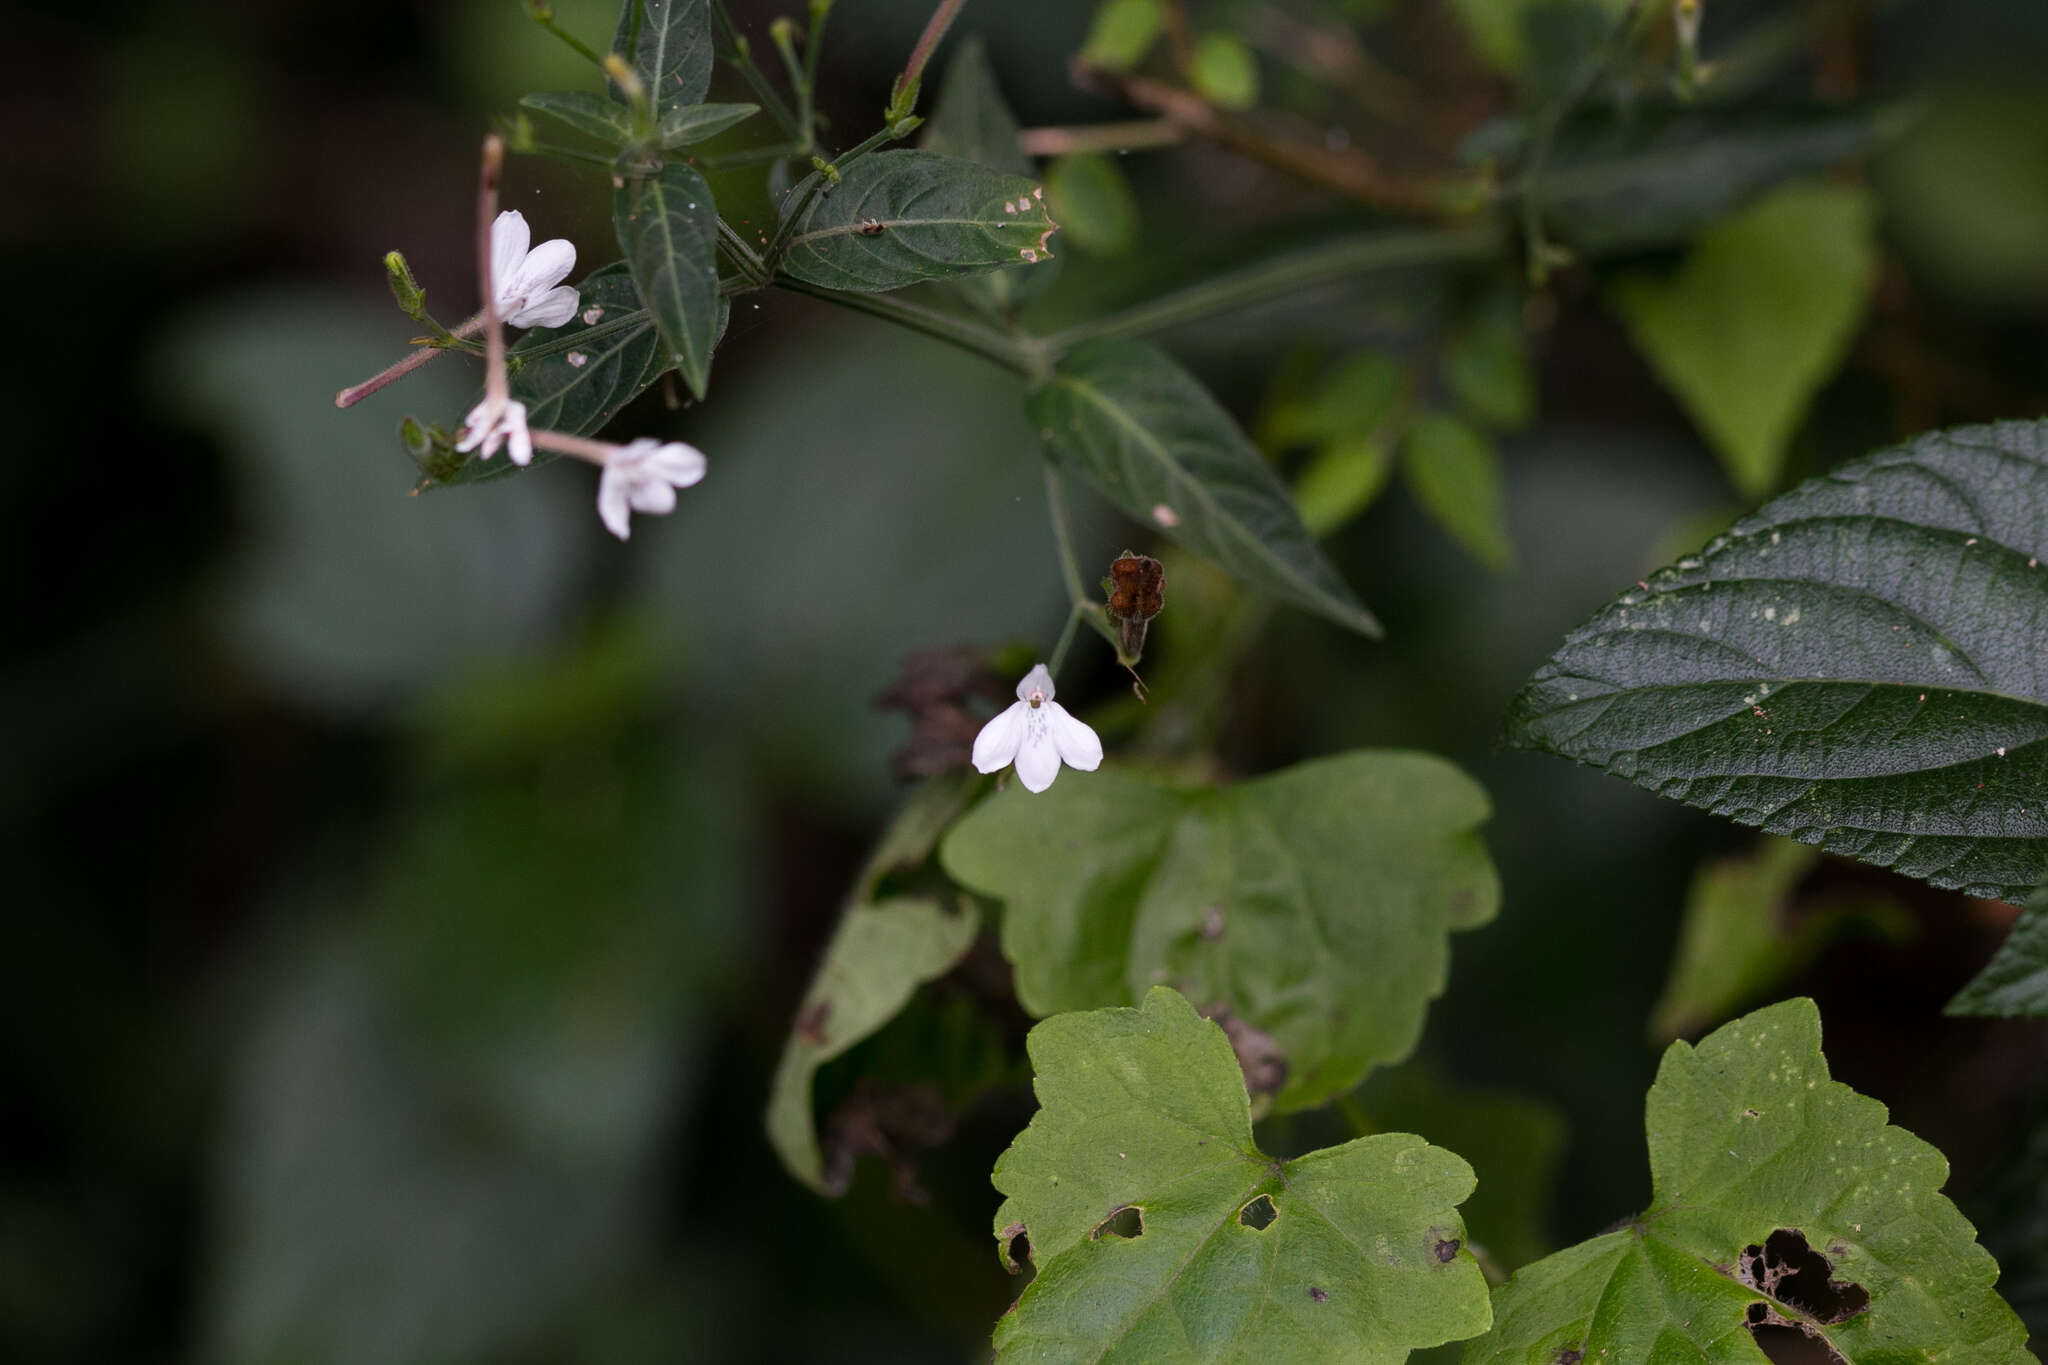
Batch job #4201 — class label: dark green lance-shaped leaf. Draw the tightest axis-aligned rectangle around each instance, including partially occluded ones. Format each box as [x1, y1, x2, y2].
[1610, 184, 1878, 498]
[521, 90, 635, 144]
[777, 149, 1057, 293]
[1947, 881, 2048, 1017]
[416, 266, 673, 490]
[921, 38, 1059, 314]
[1505, 418, 2048, 904]
[614, 162, 719, 400]
[1463, 998, 2031, 1365]
[1517, 103, 1895, 255]
[940, 752, 1497, 1112]
[765, 772, 983, 1193]
[659, 101, 757, 148]
[1030, 339, 1382, 636]
[610, 0, 712, 110]
[992, 988, 1493, 1365]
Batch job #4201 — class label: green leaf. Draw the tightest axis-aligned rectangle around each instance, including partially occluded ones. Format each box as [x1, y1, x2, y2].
[939, 752, 1498, 1112]
[992, 988, 1493, 1364]
[1294, 437, 1392, 537]
[1190, 32, 1260, 110]
[1449, 0, 1631, 75]
[1265, 351, 1407, 451]
[1402, 414, 1514, 571]
[614, 162, 720, 399]
[1462, 999, 2031, 1365]
[921, 36, 1059, 316]
[521, 90, 634, 144]
[765, 772, 983, 1192]
[1504, 417, 2048, 904]
[1081, 0, 1166, 72]
[1947, 881, 2048, 1017]
[1444, 323, 1536, 432]
[1030, 339, 1383, 636]
[777, 149, 1057, 293]
[1609, 184, 1878, 497]
[1044, 152, 1140, 256]
[1525, 103, 1892, 255]
[659, 101, 758, 148]
[610, 0, 713, 111]
[1649, 838, 1914, 1040]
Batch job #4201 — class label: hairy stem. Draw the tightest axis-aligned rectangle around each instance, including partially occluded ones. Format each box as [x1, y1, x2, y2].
[334, 315, 484, 408]
[478, 134, 508, 406]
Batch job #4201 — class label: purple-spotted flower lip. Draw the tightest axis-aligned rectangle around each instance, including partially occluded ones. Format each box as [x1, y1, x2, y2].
[489, 210, 580, 330]
[970, 663, 1103, 792]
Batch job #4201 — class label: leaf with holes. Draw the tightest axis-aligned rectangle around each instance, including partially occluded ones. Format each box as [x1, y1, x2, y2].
[777, 150, 1057, 293]
[922, 38, 1060, 314]
[1947, 880, 2048, 1017]
[765, 772, 983, 1192]
[1030, 339, 1383, 636]
[1505, 418, 2048, 904]
[940, 752, 1496, 1112]
[614, 162, 720, 400]
[992, 988, 1492, 1365]
[609, 0, 712, 111]
[1462, 998, 2030, 1365]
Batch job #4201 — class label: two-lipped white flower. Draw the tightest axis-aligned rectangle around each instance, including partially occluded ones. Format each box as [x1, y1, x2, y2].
[455, 393, 532, 465]
[489, 210, 580, 329]
[972, 663, 1103, 793]
[597, 438, 708, 540]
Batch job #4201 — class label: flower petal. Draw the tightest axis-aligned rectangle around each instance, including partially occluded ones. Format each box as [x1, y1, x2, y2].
[505, 403, 532, 466]
[506, 285, 581, 330]
[971, 702, 1027, 773]
[627, 478, 678, 516]
[510, 237, 576, 297]
[1047, 703, 1102, 771]
[454, 400, 491, 453]
[1013, 727, 1061, 792]
[597, 467, 633, 540]
[643, 442, 707, 488]
[1017, 662, 1056, 702]
[490, 211, 530, 302]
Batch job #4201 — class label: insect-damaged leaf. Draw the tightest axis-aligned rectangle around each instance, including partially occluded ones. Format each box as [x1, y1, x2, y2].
[614, 162, 720, 400]
[777, 149, 1058, 293]
[1030, 339, 1383, 636]
[1505, 418, 2048, 904]
[920, 36, 1059, 313]
[1462, 998, 2031, 1365]
[992, 988, 1492, 1365]
[940, 752, 1496, 1111]
[609, 0, 713, 111]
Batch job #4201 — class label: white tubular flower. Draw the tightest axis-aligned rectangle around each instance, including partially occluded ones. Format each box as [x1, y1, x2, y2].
[597, 438, 708, 540]
[455, 394, 532, 465]
[972, 663, 1103, 793]
[490, 210, 580, 330]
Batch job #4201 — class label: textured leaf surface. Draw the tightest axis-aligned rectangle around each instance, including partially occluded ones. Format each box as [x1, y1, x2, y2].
[1505, 418, 2048, 903]
[610, 0, 712, 110]
[521, 90, 635, 144]
[992, 988, 1492, 1365]
[764, 772, 983, 1191]
[614, 162, 719, 399]
[778, 149, 1056, 292]
[1610, 184, 1877, 497]
[1030, 339, 1382, 636]
[658, 101, 756, 148]
[921, 37, 1059, 313]
[940, 753, 1497, 1111]
[1464, 998, 2030, 1365]
[1947, 881, 2048, 1017]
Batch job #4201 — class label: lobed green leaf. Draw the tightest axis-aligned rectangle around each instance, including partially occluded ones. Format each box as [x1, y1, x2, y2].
[1506, 418, 2048, 903]
[992, 988, 1493, 1365]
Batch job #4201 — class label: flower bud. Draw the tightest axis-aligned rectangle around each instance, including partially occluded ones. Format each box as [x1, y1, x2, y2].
[384, 251, 426, 319]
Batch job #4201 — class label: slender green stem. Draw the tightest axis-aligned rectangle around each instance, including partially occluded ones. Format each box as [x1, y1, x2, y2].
[712, 0, 805, 142]
[770, 20, 808, 113]
[525, 4, 605, 67]
[803, 1, 833, 106]
[694, 141, 808, 171]
[1048, 604, 1086, 676]
[717, 217, 769, 282]
[770, 279, 1039, 376]
[1043, 462, 1120, 659]
[1046, 225, 1504, 349]
[890, 0, 968, 118]
[1518, 0, 1646, 282]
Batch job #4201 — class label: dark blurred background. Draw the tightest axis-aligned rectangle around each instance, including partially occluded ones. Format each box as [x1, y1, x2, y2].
[5, 0, 2048, 1360]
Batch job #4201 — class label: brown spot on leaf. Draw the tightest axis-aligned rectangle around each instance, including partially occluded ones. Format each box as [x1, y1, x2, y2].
[1434, 1236, 1462, 1264]
[1554, 1350, 1584, 1365]
[1308, 1286, 1329, 1303]
[796, 1000, 831, 1046]
[1203, 1006, 1289, 1096]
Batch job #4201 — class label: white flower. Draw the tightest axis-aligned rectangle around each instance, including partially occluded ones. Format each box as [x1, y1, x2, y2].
[455, 393, 532, 465]
[972, 663, 1102, 793]
[597, 438, 707, 540]
[490, 210, 580, 330]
